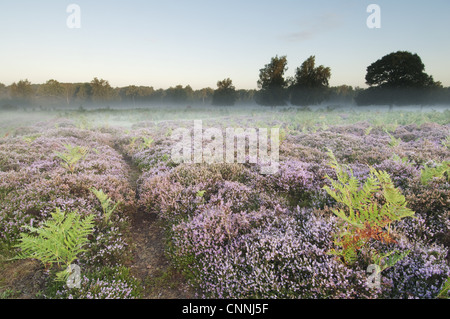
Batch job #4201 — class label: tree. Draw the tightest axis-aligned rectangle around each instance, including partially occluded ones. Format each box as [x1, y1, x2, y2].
[195, 87, 214, 104]
[90, 78, 113, 102]
[212, 78, 237, 106]
[184, 85, 194, 103]
[39, 79, 64, 99]
[365, 51, 434, 88]
[75, 83, 92, 102]
[290, 56, 331, 106]
[356, 51, 438, 106]
[39, 80, 75, 106]
[62, 83, 76, 106]
[122, 86, 155, 105]
[125, 85, 140, 106]
[138, 86, 155, 102]
[328, 85, 356, 103]
[10, 79, 34, 103]
[165, 85, 192, 104]
[0, 83, 7, 100]
[236, 89, 256, 105]
[256, 55, 289, 106]
[153, 88, 166, 104]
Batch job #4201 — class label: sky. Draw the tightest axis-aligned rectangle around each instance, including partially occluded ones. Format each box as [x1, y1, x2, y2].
[0, 0, 449, 90]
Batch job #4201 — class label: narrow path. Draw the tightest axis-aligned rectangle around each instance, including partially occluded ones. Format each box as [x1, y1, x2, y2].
[119, 150, 195, 299]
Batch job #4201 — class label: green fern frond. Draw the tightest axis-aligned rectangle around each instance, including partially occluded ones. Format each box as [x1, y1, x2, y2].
[13, 208, 94, 281]
[420, 161, 450, 185]
[384, 129, 401, 147]
[441, 136, 450, 149]
[54, 144, 89, 173]
[438, 277, 450, 299]
[364, 126, 373, 136]
[90, 187, 120, 225]
[371, 250, 410, 273]
[323, 150, 415, 267]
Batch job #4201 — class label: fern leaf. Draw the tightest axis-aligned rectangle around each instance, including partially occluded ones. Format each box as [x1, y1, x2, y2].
[438, 277, 450, 299]
[14, 208, 94, 280]
[324, 150, 415, 266]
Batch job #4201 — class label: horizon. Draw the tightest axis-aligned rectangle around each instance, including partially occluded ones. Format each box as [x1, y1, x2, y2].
[1, 1, 449, 90]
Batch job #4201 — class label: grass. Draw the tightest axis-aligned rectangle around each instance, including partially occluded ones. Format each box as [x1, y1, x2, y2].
[1, 105, 449, 133]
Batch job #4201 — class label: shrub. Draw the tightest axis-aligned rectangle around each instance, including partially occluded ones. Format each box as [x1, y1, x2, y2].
[381, 239, 450, 299]
[172, 206, 378, 299]
[50, 266, 141, 299]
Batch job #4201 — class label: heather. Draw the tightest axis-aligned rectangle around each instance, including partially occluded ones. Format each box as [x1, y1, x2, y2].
[50, 266, 142, 299]
[132, 109, 449, 299]
[0, 107, 449, 299]
[0, 120, 138, 298]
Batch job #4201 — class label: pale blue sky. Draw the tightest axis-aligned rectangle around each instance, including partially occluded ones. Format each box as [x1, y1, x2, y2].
[0, 0, 449, 89]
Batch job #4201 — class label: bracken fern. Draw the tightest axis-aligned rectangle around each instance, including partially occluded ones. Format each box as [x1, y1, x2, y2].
[323, 150, 415, 266]
[420, 160, 450, 185]
[90, 187, 121, 225]
[437, 277, 450, 299]
[54, 144, 88, 173]
[14, 208, 95, 281]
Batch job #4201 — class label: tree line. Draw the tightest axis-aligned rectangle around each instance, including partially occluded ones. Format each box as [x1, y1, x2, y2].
[1, 51, 449, 110]
[0, 77, 257, 109]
